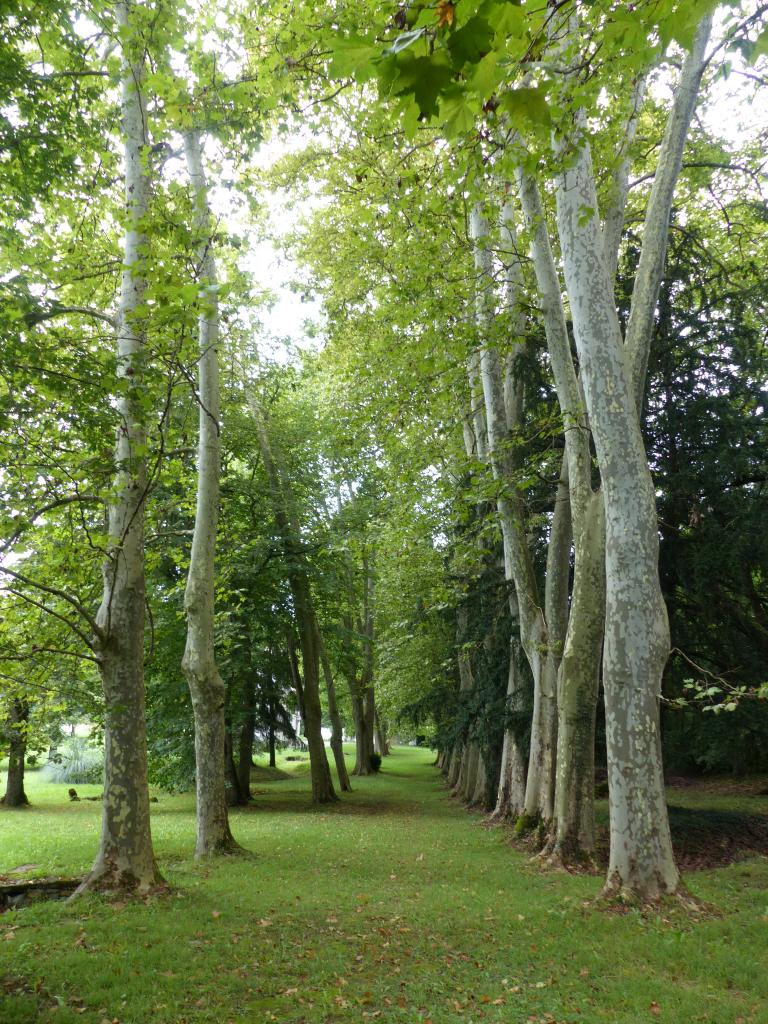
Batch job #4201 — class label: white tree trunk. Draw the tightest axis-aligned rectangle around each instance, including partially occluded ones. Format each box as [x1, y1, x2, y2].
[515, 162, 601, 861]
[80, 0, 160, 894]
[471, 203, 558, 827]
[489, 604, 527, 821]
[554, 116, 678, 899]
[550, 9, 712, 897]
[624, 15, 713, 409]
[181, 129, 239, 857]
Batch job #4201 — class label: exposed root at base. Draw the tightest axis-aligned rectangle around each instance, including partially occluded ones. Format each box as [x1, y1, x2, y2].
[69, 867, 168, 902]
[195, 839, 250, 860]
[592, 883, 718, 917]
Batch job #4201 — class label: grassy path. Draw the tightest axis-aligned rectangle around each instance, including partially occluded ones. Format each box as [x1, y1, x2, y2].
[1, 746, 767, 1023]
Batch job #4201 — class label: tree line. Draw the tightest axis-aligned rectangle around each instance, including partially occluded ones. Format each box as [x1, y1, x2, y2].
[0, 0, 766, 904]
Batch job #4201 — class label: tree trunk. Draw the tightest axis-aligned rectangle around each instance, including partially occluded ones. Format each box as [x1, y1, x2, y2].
[446, 742, 462, 788]
[472, 203, 562, 829]
[469, 748, 488, 808]
[548, 491, 604, 864]
[515, 160, 600, 861]
[461, 742, 480, 803]
[181, 128, 239, 858]
[78, 1, 161, 894]
[268, 721, 276, 768]
[554, 104, 677, 900]
[2, 699, 29, 807]
[549, 7, 712, 897]
[224, 720, 247, 806]
[453, 744, 470, 799]
[237, 678, 257, 798]
[533, 455, 571, 825]
[489, 624, 527, 821]
[374, 710, 389, 757]
[317, 624, 352, 790]
[353, 561, 377, 776]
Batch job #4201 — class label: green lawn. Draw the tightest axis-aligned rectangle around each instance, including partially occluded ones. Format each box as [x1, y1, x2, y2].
[2, 747, 767, 1024]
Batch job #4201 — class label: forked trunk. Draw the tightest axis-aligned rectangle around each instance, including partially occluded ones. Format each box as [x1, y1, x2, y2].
[515, 159, 599, 861]
[549, 7, 712, 896]
[554, 102, 677, 899]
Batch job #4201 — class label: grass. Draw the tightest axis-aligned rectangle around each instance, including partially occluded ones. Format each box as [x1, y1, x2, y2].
[1, 746, 767, 1024]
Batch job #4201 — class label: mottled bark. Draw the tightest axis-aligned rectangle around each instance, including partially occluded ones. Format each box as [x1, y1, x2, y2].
[624, 16, 713, 412]
[515, 160, 600, 859]
[79, 1, 161, 894]
[471, 203, 561, 826]
[554, 101, 676, 899]
[2, 699, 29, 807]
[549, 492, 605, 863]
[549, 8, 712, 897]
[535, 458, 572, 824]
[181, 128, 239, 858]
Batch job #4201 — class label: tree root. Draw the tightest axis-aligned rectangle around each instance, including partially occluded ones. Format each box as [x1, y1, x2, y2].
[594, 880, 715, 916]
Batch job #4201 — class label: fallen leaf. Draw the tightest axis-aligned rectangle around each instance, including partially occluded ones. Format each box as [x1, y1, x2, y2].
[650, 1003, 661, 1016]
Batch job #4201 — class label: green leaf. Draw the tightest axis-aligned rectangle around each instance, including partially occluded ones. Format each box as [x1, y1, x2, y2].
[440, 91, 476, 138]
[446, 17, 493, 68]
[329, 35, 377, 79]
[498, 86, 550, 128]
[469, 51, 501, 99]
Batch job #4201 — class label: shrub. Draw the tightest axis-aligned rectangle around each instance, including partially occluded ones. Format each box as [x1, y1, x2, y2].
[45, 737, 103, 785]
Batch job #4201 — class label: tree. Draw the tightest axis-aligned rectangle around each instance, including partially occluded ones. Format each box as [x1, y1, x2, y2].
[78, 0, 163, 894]
[248, 395, 337, 802]
[180, 128, 241, 856]
[1, 698, 30, 807]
